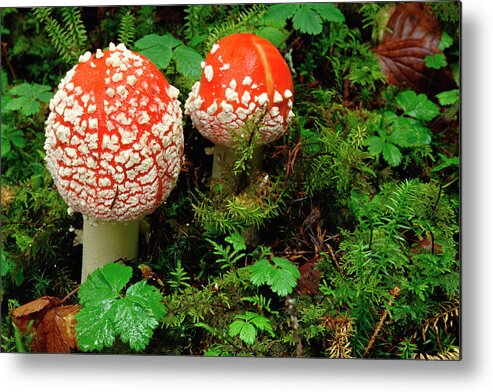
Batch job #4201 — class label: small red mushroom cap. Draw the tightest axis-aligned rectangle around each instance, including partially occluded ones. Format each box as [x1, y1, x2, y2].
[185, 33, 294, 147]
[44, 43, 183, 222]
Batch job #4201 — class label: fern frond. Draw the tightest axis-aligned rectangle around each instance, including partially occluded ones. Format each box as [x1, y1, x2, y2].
[118, 9, 136, 47]
[205, 4, 269, 49]
[33, 7, 88, 65]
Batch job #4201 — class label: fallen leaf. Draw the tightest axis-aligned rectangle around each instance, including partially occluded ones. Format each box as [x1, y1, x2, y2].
[411, 235, 442, 255]
[31, 305, 80, 353]
[13, 296, 80, 353]
[297, 261, 321, 295]
[373, 3, 456, 94]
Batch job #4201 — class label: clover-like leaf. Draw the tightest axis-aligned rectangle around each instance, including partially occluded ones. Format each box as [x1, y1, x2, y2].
[396, 90, 439, 121]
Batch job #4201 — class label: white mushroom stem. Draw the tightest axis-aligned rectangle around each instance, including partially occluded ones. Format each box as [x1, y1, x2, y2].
[81, 217, 139, 281]
[211, 144, 264, 194]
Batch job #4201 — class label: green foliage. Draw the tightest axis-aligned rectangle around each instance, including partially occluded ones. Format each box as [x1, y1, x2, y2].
[248, 252, 300, 296]
[5, 83, 53, 116]
[229, 311, 274, 345]
[32, 7, 88, 64]
[395, 90, 440, 122]
[118, 9, 136, 46]
[76, 263, 165, 352]
[134, 33, 203, 79]
[266, 3, 344, 35]
[436, 89, 459, 106]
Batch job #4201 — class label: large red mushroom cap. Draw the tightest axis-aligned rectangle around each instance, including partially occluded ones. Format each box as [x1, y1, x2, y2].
[44, 43, 183, 222]
[185, 33, 294, 147]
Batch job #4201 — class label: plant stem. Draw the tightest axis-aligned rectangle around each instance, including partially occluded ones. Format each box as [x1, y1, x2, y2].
[211, 144, 264, 194]
[81, 217, 139, 282]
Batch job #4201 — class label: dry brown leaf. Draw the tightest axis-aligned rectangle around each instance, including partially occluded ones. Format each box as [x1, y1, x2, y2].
[373, 3, 456, 94]
[31, 305, 80, 353]
[13, 296, 80, 353]
[297, 261, 321, 295]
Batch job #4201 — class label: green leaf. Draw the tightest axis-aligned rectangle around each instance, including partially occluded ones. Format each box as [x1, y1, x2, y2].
[382, 143, 403, 167]
[268, 265, 298, 296]
[76, 263, 164, 352]
[78, 263, 132, 305]
[424, 53, 447, 69]
[248, 258, 272, 287]
[230, 320, 256, 345]
[224, 232, 246, 252]
[134, 34, 178, 70]
[307, 3, 345, 23]
[431, 153, 459, 172]
[396, 90, 439, 121]
[5, 83, 53, 116]
[292, 7, 322, 35]
[366, 136, 385, 155]
[264, 4, 299, 25]
[436, 89, 459, 106]
[173, 44, 203, 80]
[246, 312, 274, 336]
[389, 117, 432, 147]
[438, 31, 453, 51]
[255, 25, 290, 47]
[5, 96, 40, 116]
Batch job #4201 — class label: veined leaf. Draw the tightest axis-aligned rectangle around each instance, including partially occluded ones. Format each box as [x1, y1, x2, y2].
[76, 263, 165, 352]
[382, 143, 403, 166]
[396, 90, 439, 121]
[307, 3, 345, 23]
[436, 89, 459, 106]
[264, 4, 299, 25]
[292, 6, 322, 35]
[425, 53, 447, 70]
[389, 117, 432, 147]
[173, 44, 203, 80]
[224, 232, 246, 252]
[135, 34, 178, 70]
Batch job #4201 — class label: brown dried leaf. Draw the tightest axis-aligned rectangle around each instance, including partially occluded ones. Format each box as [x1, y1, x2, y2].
[13, 296, 80, 353]
[31, 305, 80, 353]
[412, 235, 443, 255]
[13, 296, 62, 335]
[373, 3, 456, 94]
[297, 261, 321, 295]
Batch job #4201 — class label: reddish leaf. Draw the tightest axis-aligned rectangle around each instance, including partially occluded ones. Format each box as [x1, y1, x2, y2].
[411, 235, 443, 255]
[13, 296, 62, 335]
[13, 296, 80, 353]
[373, 3, 456, 94]
[31, 305, 80, 353]
[297, 261, 321, 295]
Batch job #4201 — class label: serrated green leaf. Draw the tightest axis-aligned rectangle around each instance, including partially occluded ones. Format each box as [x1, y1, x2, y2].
[248, 258, 272, 287]
[389, 117, 432, 147]
[272, 257, 300, 279]
[5, 96, 40, 116]
[366, 136, 385, 155]
[113, 296, 160, 352]
[1, 137, 11, 157]
[76, 264, 164, 352]
[75, 298, 118, 351]
[396, 90, 439, 121]
[382, 143, 403, 167]
[424, 53, 447, 70]
[292, 7, 322, 35]
[307, 3, 345, 23]
[225, 232, 246, 252]
[264, 4, 299, 25]
[173, 44, 203, 80]
[134, 34, 177, 70]
[438, 31, 453, 51]
[436, 89, 459, 106]
[247, 312, 274, 336]
[229, 320, 257, 345]
[269, 266, 298, 296]
[78, 263, 132, 305]
[125, 280, 166, 320]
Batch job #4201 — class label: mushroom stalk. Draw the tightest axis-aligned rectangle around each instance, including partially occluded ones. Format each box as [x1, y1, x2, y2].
[211, 144, 264, 193]
[81, 218, 139, 282]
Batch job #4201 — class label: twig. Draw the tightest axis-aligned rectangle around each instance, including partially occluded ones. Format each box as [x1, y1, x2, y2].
[286, 297, 303, 357]
[363, 286, 400, 357]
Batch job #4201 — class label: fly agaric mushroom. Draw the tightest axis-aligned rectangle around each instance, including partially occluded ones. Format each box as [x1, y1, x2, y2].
[44, 42, 183, 281]
[185, 33, 294, 190]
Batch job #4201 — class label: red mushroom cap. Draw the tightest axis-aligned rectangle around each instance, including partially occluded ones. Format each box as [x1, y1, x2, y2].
[44, 43, 183, 222]
[185, 33, 294, 147]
